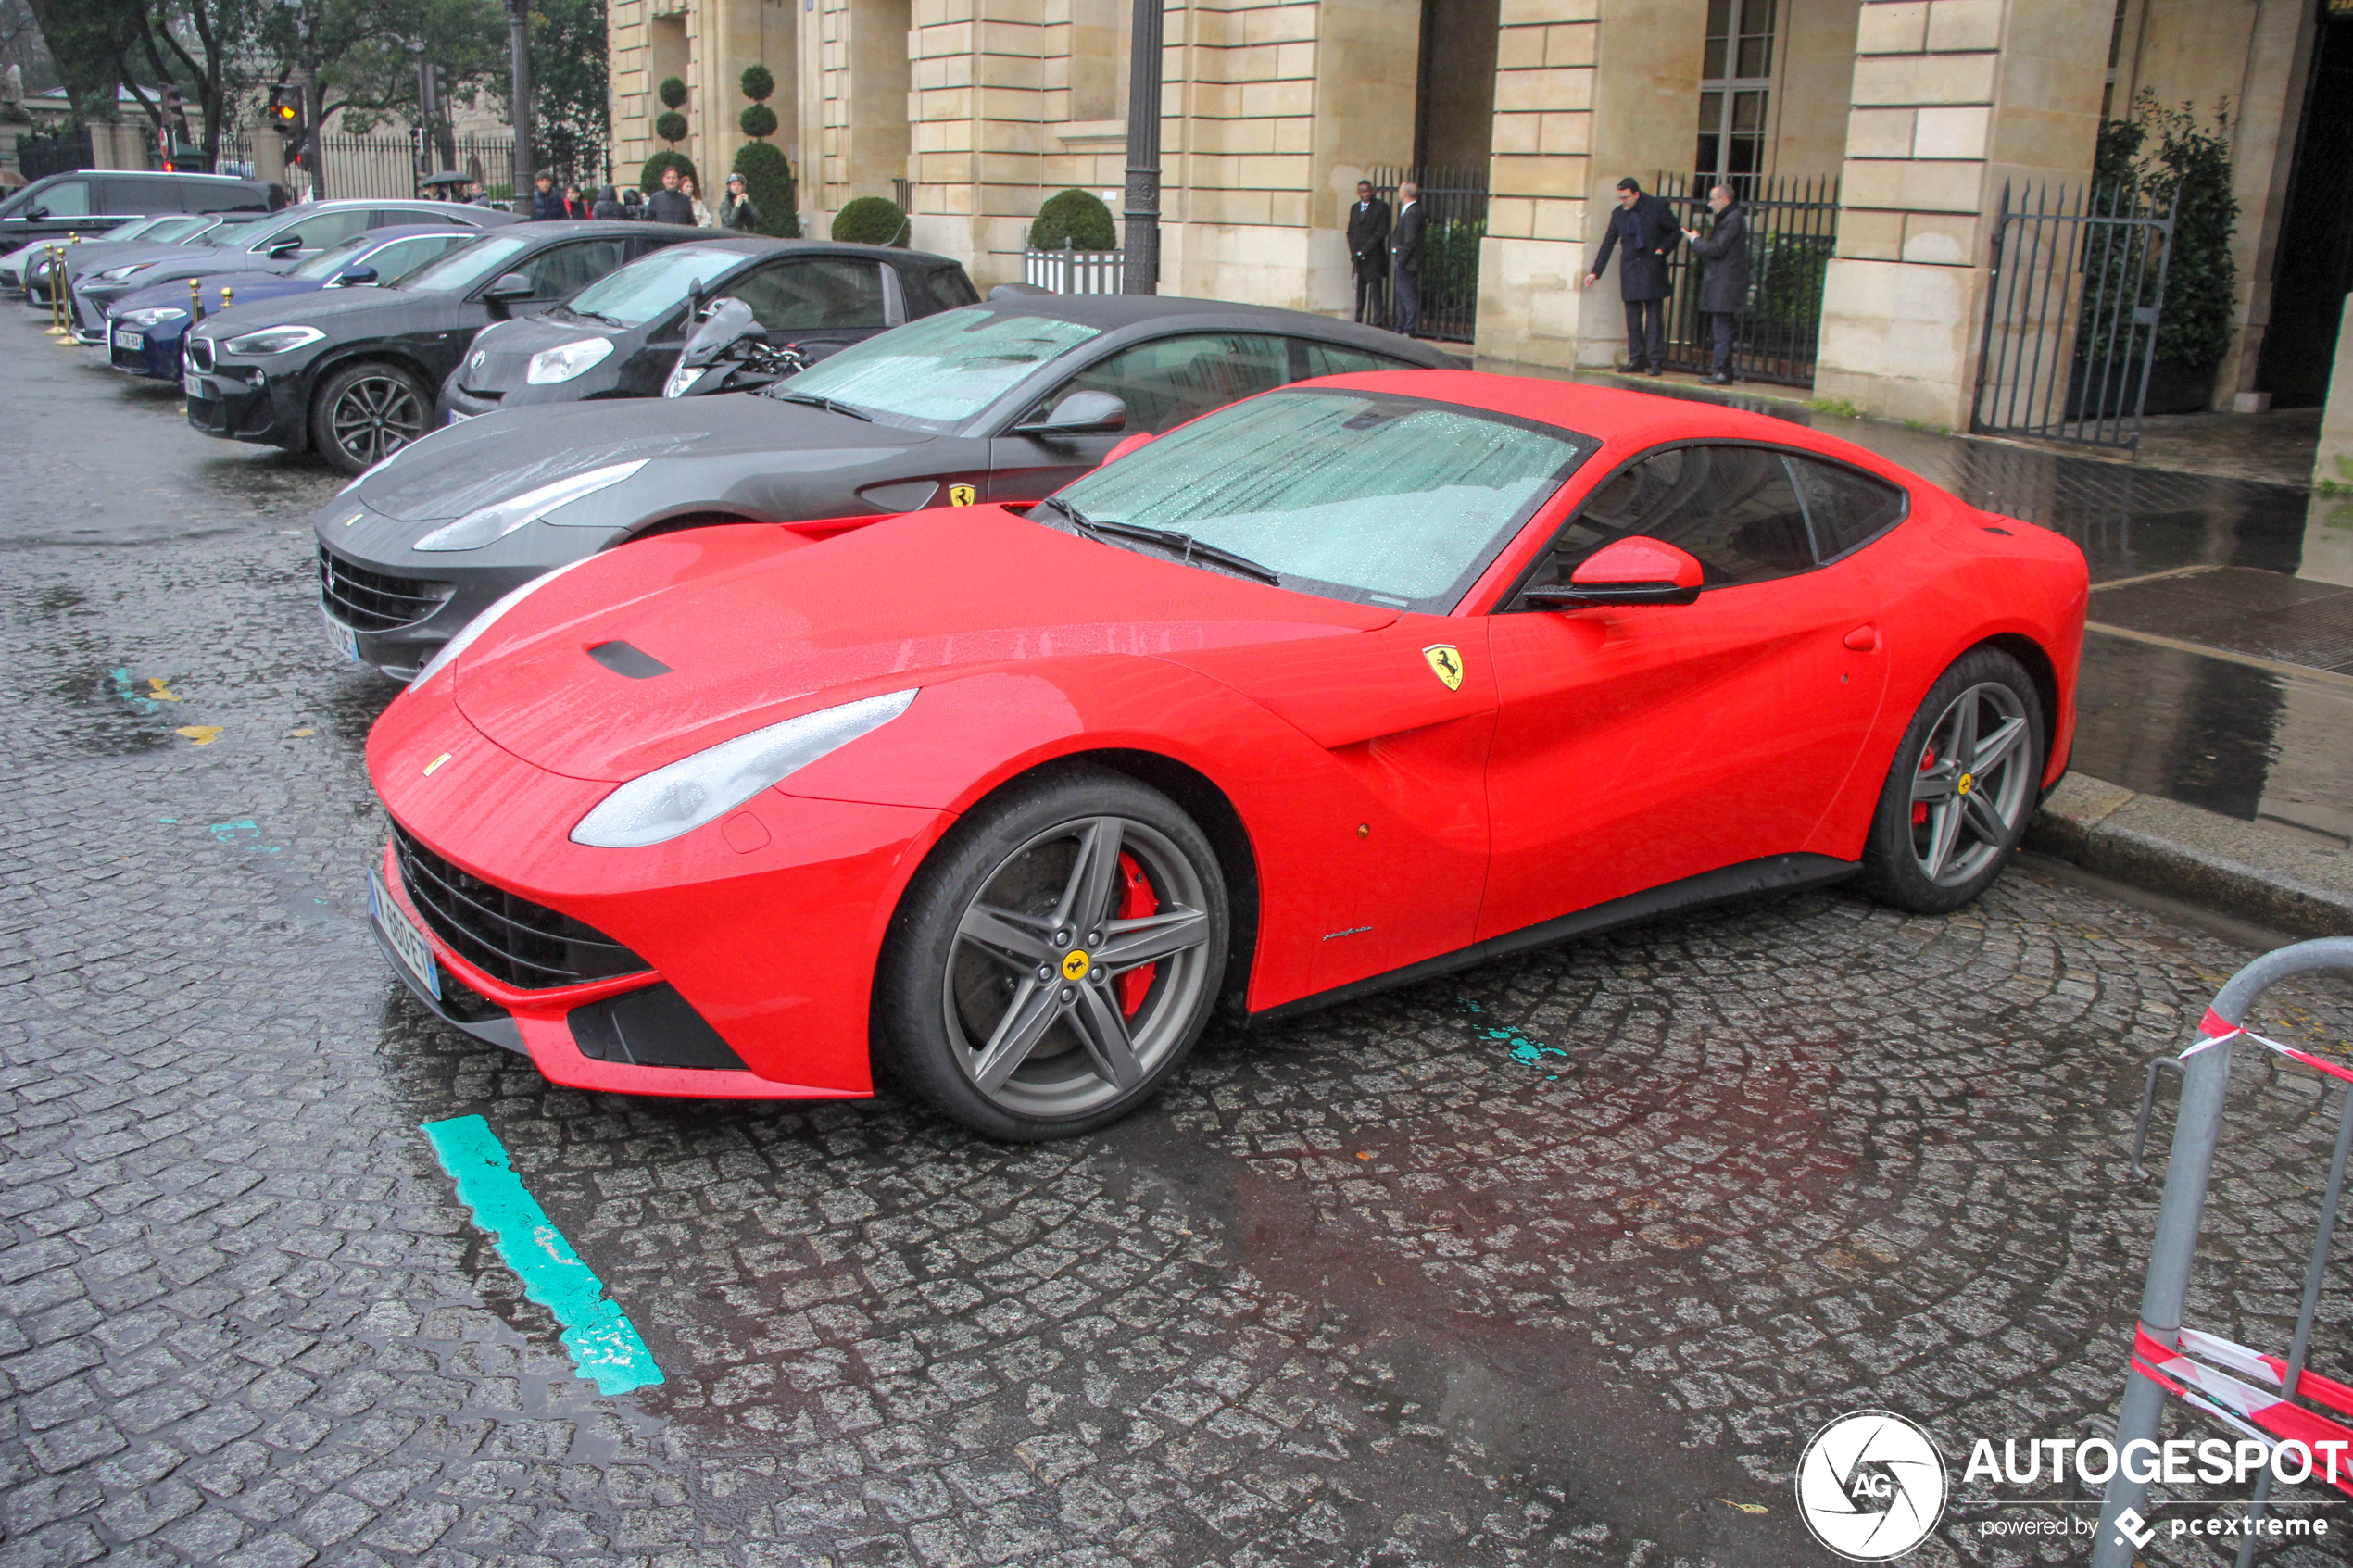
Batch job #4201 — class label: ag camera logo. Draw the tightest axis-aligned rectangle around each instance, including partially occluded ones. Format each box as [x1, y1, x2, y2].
[1795, 1410, 1948, 1560]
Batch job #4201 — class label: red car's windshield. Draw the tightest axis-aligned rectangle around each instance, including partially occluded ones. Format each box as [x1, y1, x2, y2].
[1051, 388, 1593, 613]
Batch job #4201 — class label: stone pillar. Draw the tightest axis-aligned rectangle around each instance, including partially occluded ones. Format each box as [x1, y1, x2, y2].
[1473, 0, 1706, 371]
[2318, 295, 2353, 494]
[686, 0, 795, 207]
[906, 0, 1050, 286]
[1812, 0, 2112, 429]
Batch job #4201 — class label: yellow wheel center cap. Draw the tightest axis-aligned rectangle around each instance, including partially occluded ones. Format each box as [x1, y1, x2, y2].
[1061, 950, 1092, 982]
[1956, 771, 1975, 796]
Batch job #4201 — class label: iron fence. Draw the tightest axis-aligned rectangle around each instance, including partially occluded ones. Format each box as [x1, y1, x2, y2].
[17, 127, 94, 182]
[1970, 180, 2177, 452]
[313, 132, 532, 203]
[1364, 165, 1487, 344]
[1652, 170, 1839, 387]
[1024, 245, 1123, 294]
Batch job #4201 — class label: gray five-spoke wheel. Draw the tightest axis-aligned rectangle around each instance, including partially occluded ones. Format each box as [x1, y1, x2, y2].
[329, 374, 424, 469]
[943, 813, 1214, 1120]
[1907, 679, 2032, 886]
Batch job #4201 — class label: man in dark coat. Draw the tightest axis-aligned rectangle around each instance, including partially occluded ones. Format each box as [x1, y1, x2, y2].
[1582, 176, 1680, 374]
[1389, 182, 1427, 337]
[531, 172, 564, 220]
[644, 166, 697, 225]
[1346, 180, 1390, 325]
[1683, 182, 1750, 384]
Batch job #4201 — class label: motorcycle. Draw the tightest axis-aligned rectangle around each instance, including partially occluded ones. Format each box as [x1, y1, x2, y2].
[662, 295, 810, 398]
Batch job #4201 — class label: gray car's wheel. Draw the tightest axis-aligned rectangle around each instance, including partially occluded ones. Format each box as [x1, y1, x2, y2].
[875, 765, 1229, 1141]
[313, 360, 430, 477]
[1857, 646, 2046, 914]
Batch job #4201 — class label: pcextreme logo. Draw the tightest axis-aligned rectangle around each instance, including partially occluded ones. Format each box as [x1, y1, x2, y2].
[1794, 1411, 1948, 1561]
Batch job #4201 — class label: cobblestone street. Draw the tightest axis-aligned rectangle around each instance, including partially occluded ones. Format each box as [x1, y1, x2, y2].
[5, 309, 2352, 1568]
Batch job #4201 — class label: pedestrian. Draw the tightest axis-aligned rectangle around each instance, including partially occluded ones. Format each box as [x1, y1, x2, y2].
[644, 166, 696, 225]
[531, 170, 563, 220]
[1582, 176, 1680, 375]
[622, 187, 645, 220]
[679, 174, 715, 228]
[1389, 181, 1426, 338]
[592, 183, 625, 220]
[1346, 179, 1391, 325]
[1682, 181, 1750, 385]
[561, 183, 592, 219]
[720, 172, 760, 232]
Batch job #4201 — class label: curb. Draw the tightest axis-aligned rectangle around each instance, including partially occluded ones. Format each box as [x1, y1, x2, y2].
[2026, 774, 2353, 940]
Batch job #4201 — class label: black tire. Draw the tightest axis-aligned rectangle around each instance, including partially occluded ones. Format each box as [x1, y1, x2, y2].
[311, 360, 431, 477]
[875, 765, 1230, 1141]
[1856, 646, 2046, 914]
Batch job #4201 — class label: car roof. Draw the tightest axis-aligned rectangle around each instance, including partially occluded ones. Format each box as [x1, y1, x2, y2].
[353, 224, 486, 242]
[500, 219, 694, 238]
[973, 293, 1463, 364]
[596, 234, 963, 269]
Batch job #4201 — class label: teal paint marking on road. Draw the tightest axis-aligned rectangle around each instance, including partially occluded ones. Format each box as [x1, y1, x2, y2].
[420, 1115, 664, 1396]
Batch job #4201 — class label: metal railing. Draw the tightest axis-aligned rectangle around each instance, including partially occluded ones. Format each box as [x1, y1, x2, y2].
[1652, 170, 1839, 387]
[312, 132, 534, 202]
[1023, 245, 1124, 295]
[1970, 180, 2178, 453]
[17, 127, 94, 182]
[1364, 164, 1488, 344]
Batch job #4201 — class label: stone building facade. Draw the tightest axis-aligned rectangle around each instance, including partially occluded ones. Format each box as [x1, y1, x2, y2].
[608, 0, 2351, 428]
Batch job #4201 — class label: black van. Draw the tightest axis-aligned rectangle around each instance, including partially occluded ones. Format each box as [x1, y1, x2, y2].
[0, 171, 285, 248]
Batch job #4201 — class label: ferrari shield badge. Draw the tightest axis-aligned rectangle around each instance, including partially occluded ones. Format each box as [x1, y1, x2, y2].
[948, 483, 977, 507]
[1422, 644, 1465, 691]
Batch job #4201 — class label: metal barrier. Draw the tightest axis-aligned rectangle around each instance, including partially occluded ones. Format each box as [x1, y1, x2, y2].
[2092, 937, 2353, 1565]
[1022, 245, 1123, 295]
[1364, 164, 1488, 344]
[1653, 170, 1840, 388]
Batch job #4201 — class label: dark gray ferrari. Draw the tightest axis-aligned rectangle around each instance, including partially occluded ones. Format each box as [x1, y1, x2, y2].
[314, 295, 1459, 678]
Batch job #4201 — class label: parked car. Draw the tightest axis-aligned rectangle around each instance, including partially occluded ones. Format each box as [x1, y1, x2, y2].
[437, 237, 980, 422]
[0, 169, 283, 252]
[65, 198, 521, 341]
[6, 213, 219, 295]
[358, 372, 2087, 1135]
[317, 295, 1460, 677]
[107, 226, 487, 381]
[185, 221, 708, 475]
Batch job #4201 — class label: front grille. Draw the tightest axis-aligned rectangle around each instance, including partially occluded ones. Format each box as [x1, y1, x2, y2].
[392, 822, 648, 990]
[186, 336, 215, 373]
[111, 341, 148, 373]
[319, 546, 453, 633]
[0, 266, 19, 289]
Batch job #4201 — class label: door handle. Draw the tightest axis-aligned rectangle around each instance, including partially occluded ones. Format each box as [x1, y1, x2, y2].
[1842, 624, 1881, 652]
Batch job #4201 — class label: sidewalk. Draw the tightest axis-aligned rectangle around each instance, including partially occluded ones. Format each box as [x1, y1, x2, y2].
[1480, 355, 2353, 937]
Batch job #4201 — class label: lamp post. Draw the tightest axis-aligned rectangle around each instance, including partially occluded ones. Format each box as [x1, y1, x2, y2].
[1120, 0, 1164, 295]
[507, 0, 534, 207]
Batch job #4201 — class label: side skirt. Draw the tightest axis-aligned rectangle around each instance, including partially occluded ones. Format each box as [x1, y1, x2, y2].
[1245, 851, 1858, 1026]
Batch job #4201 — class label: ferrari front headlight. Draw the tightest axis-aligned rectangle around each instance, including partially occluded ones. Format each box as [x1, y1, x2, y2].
[526, 337, 614, 384]
[411, 459, 648, 551]
[571, 690, 919, 848]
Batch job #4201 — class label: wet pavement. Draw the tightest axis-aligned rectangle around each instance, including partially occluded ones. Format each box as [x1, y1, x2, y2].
[6, 311, 2353, 1568]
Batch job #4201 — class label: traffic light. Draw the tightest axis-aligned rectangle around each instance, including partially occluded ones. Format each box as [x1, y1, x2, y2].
[266, 82, 303, 130]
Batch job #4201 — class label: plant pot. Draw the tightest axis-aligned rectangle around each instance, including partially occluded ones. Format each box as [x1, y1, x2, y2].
[2066, 356, 2215, 420]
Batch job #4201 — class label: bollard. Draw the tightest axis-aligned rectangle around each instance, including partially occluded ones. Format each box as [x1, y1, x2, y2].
[47, 246, 71, 338]
[2091, 936, 2353, 1565]
[220, 286, 233, 311]
[189, 276, 203, 325]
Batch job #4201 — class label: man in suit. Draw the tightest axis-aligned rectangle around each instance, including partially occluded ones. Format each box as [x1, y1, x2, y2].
[1347, 180, 1391, 325]
[1582, 176, 1680, 375]
[1682, 182, 1751, 384]
[1390, 182, 1427, 338]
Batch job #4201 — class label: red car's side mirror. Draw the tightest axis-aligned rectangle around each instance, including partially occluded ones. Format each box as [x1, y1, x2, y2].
[1522, 534, 1704, 609]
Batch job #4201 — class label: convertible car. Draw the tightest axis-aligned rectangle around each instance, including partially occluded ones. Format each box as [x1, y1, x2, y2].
[364, 371, 2087, 1140]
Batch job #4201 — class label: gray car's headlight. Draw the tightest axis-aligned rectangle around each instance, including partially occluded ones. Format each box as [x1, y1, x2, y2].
[411, 553, 602, 688]
[527, 337, 614, 384]
[571, 690, 919, 848]
[411, 459, 649, 551]
[223, 324, 325, 355]
[116, 307, 188, 329]
[95, 264, 149, 282]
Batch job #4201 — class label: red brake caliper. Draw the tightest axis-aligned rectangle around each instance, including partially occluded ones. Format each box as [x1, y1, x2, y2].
[1912, 746, 1935, 826]
[1115, 853, 1157, 1017]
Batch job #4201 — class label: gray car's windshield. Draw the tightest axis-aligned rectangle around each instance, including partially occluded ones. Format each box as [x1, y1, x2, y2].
[564, 245, 742, 326]
[1049, 389, 1592, 612]
[139, 215, 217, 243]
[395, 233, 531, 293]
[765, 307, 1102, 431]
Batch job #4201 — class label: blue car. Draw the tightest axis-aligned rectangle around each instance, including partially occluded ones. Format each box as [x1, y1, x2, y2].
[106, 226, 482, 380]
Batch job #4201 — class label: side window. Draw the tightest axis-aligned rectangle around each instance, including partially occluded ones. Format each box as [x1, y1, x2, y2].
[363, 235, 460, 282]
[902, 264, 979, 316]
[33, 180, 91, 218]
[1046, 332, 1293, 435]
[258, 208, 371, 252]
[516, 239, 632, 299]
[1521, 444, 1814, 595]
[728, 258, 888, 331]
[1298, 340, 1422, 379]
[1789, 456, 1906, 562]
[115, 178, 187, 213]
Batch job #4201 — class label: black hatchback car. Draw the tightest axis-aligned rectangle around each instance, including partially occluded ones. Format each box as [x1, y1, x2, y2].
[184, 221, 707, 475]
[438, 236, 977, 422]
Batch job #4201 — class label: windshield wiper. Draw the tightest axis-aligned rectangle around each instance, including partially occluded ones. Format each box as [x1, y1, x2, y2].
[774, 390, 873, 421]
[1079, 515, 1281, 584]
[1030, 495, 1097, 534]
[570, 307, 624, 328]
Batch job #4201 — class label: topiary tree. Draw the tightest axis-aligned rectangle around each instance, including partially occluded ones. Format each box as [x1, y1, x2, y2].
[833, 195, 909, 247]
[658, 76, 687, 110]
[737, 61, 778, 142]
[2088, 92, 2240, 376]
[653, 76, 689, 151]
[1028, 187, 1116, 250]
[732, 64, 799, 236]
[640, 149, 698, 194]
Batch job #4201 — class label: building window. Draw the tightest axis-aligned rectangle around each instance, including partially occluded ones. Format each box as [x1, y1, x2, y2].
[1696, 0, 1774, 185]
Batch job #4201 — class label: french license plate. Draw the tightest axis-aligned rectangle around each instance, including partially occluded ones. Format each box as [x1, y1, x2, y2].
[321, 601, 359, 661]
[370, 868, 443, 1001]
[113, 328, 144, 353]
[183, 370, 202, 397]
